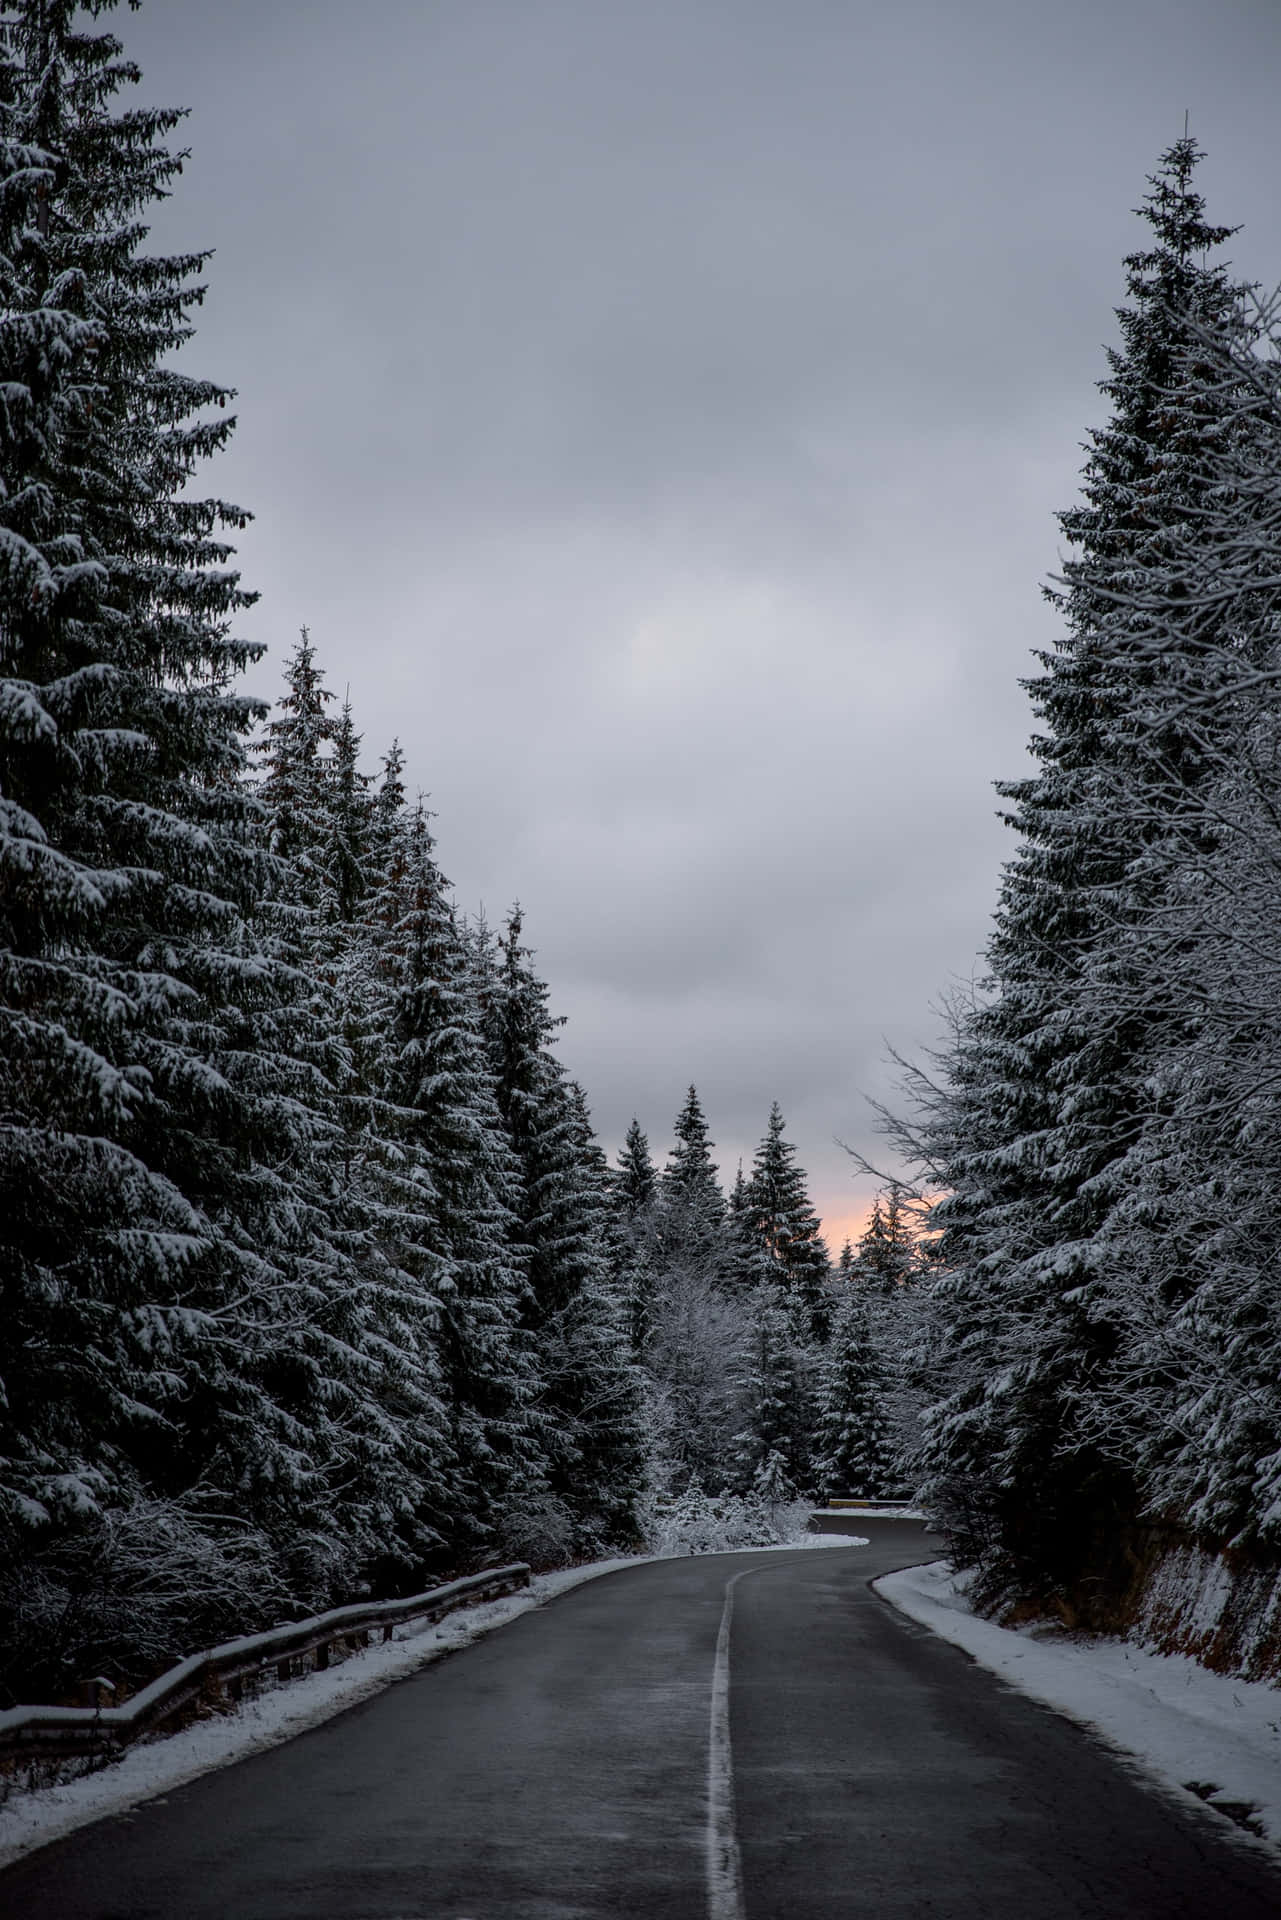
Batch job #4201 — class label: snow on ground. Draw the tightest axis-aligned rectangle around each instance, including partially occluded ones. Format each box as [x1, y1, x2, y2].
[877, 1560, 1281, 1851]
[0, 1530, 866, 1870]
[813, 1505, 926, 1522]
[787, 1532, 870, 1548]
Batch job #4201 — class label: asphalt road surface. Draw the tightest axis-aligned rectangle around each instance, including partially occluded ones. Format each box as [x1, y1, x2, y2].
[3, 1520, 1280, 1918]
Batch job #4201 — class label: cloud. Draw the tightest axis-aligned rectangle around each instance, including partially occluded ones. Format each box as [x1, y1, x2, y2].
[125, 0, 1281, 1230]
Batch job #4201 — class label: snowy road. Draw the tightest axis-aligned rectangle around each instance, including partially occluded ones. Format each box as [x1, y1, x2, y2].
[2, 1521, 1280, 1917]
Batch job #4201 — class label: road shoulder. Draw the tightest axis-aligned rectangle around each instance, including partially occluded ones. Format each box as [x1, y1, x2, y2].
[876, 1559, 1281, 1854]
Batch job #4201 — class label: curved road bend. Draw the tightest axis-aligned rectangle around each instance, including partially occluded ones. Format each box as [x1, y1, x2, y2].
[3, 1520, 1280, 1918]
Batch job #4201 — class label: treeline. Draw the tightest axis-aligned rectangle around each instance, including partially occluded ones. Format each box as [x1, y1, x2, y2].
[0, 0, 646, 1701]
[899, 139, 1281, 1626]
[611, 1095, 923, 1514]
[0, 0, 646, 1695]
[0, 2, 921, 1708]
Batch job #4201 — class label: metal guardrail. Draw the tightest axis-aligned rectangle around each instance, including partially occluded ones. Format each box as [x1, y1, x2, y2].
[0, 1563, 531, 1764]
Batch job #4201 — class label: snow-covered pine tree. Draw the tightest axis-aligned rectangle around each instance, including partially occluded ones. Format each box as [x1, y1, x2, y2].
[326, 738, 404, 1137]
[751, 1447, 796, 1516]
[482, 911, 646, 1555]
[608, 1117, 661, 1353]
[724, 1161, 775, 1295]
[658, 1085, 727, 1275]
[244, 650, 463, 1597]
[630, 1087, 744, 1491]
[814, 1290, 894, 1502]
[854, 1185, 916, 1293]
[613, 1115, 657, 1218]
[373, 817, 543, 1562]
[253, 630, 337, 898]
[907, 138, 1253, 1605]
[731, 1284, 813, 1494]
[644, 1263, 744, 1495]
[0, 0, 414, 1690]
[319, 694, 374, 943]
[557, 1082, 648, 1550]
[1043, 287, 1281, 1559]
[745, 1103, 832, 1340]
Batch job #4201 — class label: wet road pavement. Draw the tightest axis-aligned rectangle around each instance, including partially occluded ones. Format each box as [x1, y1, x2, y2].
[2, 1520, 1279, 1918]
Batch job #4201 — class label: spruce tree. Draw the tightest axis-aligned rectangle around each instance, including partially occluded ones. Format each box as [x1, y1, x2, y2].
[659, 1085, 726, 1274]
[320, 695, 374, 942]
[377, 819, 541, 1561]
[732, 1286, 812, 1494]
[745, 1103, 831, 1340]
[725, 1162, 774, 1295]
[613, 1117, 657, 1219]
[0, 2, 248, 1532]
[254, 630, 337, 896]
[557, 1082, 648, 1548]
[0, 1, 417, 1683]
[482, 912, 646, 1554]
[854, 1185, 916, 1294]
[643, 1114, 744, 1498]
[815, 1291, 894, 1502]
[1045, 290, 1281, 1555]
[911, 138, 1252, 1602]
[608, 1118, 661, 1353]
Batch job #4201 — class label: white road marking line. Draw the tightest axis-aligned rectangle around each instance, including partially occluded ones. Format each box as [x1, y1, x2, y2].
[707, 1568, 752, 1920]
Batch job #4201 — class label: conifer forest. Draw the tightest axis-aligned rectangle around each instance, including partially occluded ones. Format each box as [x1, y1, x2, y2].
[3, 0, 1281, 1713]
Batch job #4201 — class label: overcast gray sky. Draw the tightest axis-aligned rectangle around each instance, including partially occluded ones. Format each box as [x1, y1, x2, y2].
[125, 0, 1281, 1248]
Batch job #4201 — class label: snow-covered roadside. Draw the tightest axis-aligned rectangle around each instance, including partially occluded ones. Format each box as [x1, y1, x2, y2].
[0, 1534, 866, 1870]
[778, 1531, 869, 1548]
[877, 1560, 1281, 1849]
[813, 1505, 926, 1522]
[0, 1558, 636, 1871]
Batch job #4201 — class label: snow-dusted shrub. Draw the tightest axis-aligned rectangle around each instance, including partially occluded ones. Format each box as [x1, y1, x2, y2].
[0, 1499, 288, 1708]
[489, 1491, 579, 1571]
[645, 1488, 813, 1556]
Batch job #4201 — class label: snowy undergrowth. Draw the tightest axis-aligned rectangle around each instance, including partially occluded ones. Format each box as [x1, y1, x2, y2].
[645, 1489, 818, 1555]
[643, 1487, 887, 1555]
[0, 1529, 862, 1870]
[878, 1561, 1281, 1851]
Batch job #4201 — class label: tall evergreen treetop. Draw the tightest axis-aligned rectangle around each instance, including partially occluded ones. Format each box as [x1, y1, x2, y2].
[658, 1085, 726, 1272]
[725, 1160, 773, 1294]
[745, 1102, 831, 1338]
[912, 139, 1255, 1601]
[855, 1184, 917, 1293]
[479, 911, 645, 1553]
[991, 138, 1247, 1266]
[605, 1117, 660, 1356]
[612, 1118, 657, 1221]
[662, 1085, 723, 1210]
[380, 812, 541, 1555]
[254, 629, 336, 890]
[320, 695, 374, 937]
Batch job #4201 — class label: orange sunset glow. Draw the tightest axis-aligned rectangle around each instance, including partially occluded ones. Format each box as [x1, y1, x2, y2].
[818, 1200, 879, 1255]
